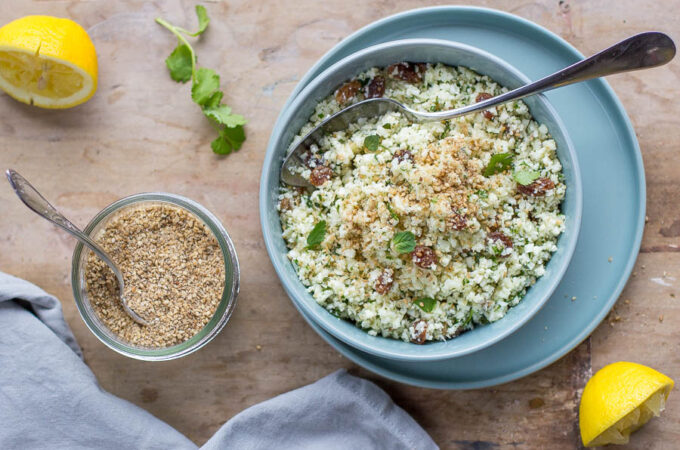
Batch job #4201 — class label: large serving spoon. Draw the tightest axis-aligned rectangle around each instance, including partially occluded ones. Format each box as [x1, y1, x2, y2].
[5, 169, 148, 325]
[281, 31, 675, 187]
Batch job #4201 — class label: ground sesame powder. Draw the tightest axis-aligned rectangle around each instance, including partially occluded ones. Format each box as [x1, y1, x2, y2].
[84, 203, 225, 348]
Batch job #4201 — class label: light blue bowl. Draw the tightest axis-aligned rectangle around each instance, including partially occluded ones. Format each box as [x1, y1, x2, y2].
[260, 39, 582, 361]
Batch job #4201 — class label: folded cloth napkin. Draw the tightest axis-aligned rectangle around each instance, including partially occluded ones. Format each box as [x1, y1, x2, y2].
[0, 271, 438, 450]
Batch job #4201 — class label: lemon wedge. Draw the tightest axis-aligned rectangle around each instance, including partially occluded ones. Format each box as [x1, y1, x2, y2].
[0, 15, 97, 108]
[580, 361, 674, 447]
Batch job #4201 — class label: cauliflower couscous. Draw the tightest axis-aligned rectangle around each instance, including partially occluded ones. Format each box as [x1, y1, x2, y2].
[278, 62, 565, 344]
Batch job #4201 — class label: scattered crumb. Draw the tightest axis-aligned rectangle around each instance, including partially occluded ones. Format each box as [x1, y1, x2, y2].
[659, 315, 664, 323]
[671, 293, 676, 298]
[642, 264, 646, 269]
[624, 299, 630, 305]
[645, 215, 649, 223]
[608, 256, 613, 263]
[544, 326, 548, 330]
[256, 345, 262, 351]
[633, 271, 638, 276]
[571, 296, 577, 301]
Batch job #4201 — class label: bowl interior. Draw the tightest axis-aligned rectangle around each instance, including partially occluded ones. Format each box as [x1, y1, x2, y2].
[71, 193, 239, 361]
[261, 39, 582, 361]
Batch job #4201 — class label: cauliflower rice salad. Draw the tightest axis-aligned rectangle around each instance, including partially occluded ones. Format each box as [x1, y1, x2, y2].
[278, 62, 566, 344]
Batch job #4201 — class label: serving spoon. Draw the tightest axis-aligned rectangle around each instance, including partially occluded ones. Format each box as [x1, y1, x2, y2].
[5, 169, 149, 325]
[281, 31, 675, 187]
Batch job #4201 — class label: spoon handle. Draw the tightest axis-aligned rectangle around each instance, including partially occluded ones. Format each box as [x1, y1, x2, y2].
[424, 32, 676, 121]
[5, 169, 120, 282]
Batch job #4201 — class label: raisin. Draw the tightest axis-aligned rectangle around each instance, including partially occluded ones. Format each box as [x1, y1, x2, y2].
[335, 80, 361, 105]
[393, 149, 414, 163]
[309, 165, 333, 186]
[364, 76, 385, 99]
[375, 269, 394, 295]
[517, 177, 556, 197]
[279, 198, 292, 211]
[488, 231, 513, 250]
[411, 320, 428, 345]
[386, 62, 424, 84]
[447, 213, 468, 231]
[412, 245, 437, 269]
[475, 92, 494, 120]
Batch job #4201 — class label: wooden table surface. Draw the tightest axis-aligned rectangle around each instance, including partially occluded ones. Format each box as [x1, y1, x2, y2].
[1, 1, 678, 448]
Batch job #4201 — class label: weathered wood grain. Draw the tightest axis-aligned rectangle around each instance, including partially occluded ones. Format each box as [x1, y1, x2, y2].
[0, 1, 678, 448]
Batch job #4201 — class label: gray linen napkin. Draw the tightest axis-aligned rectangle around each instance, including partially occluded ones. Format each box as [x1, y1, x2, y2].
[0, 271, 438, 450]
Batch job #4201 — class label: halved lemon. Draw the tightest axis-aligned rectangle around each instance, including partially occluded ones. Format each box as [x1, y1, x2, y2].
[0, 15, 97, 108]
[580, 361, 674, 447]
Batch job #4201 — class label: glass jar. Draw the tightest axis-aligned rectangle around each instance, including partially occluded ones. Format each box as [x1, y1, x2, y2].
[71, 192, 239, 360]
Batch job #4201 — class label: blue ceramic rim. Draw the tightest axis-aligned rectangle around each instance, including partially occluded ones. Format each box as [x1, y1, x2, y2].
[260, 38, 583, 361]
[267, 6, 645, 388]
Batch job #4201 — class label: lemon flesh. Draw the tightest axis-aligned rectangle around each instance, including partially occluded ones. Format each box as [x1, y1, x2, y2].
[0, 15, 97, 108]
[580, 361, 674, 447]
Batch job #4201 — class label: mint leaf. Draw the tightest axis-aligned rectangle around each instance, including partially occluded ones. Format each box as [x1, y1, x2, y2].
[483, 153, 513, 177]
[415, 297, 436, 313]
[513, 169, 540, 186]
[364, 134, 380, 151]
[192, 68, 220, 106]
[165, 44, 193, 82]
[188, 5, 210, 36]
[392, 231, 415, 254]
[306, 221, 327, 248]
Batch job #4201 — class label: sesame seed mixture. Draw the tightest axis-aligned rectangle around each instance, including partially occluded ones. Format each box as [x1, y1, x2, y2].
[85, 204, 225, 348]
[278, 62, 566, 343]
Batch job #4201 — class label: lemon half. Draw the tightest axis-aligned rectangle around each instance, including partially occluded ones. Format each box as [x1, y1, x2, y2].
[580, 361, 674, 447]
[0, 15, 97, 108]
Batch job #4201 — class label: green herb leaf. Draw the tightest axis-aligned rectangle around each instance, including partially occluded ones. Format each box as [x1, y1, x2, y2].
[203, 91, 224, 109]
[392, 231, 416, 254]
[306, 221, 327, 248]
[204, 105, 247, 127]
[483, 153, 513, 177]
[191, 68, 220, 106]
[513, 169, 541, 186]
[415, 297, 436, 313]
[384, 202, 399, 222]
[165, 44, 194, 82]
[157, 9, 247, 155]
[211, 125, 246, 155]
[382, 123, 392, 130]
[364, 135, 380, 152]
[475, 189, 488, 199]
[187, 5, 210, 36]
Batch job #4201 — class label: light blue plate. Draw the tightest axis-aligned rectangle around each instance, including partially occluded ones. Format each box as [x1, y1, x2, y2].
[266, 6, 645, 388]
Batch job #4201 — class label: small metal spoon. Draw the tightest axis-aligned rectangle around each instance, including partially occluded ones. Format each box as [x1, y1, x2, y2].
[5, 169, 148, 325]
[281, 31, 675, 187]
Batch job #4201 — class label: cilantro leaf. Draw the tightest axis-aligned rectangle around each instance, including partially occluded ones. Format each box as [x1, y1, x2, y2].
[211, 125, 246, 155]
[204, 105, 247, 127]
[306, 221, 327, 249]
[165, 44, 194, 82]
[483, 153, 513, 177]
[364, 135, 380, 151]
[186, 5, 210, 36]
[392, 231, 416, 254]
[415, 297, 436, 313]
[157, 9, 247, 156]
[203, 91, 224, 109]
[513, 169, 541, 186]
[192, 68, 220, 106]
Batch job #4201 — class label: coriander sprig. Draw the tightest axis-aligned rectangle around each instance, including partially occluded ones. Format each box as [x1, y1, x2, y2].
[156, 5, 247, 155]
